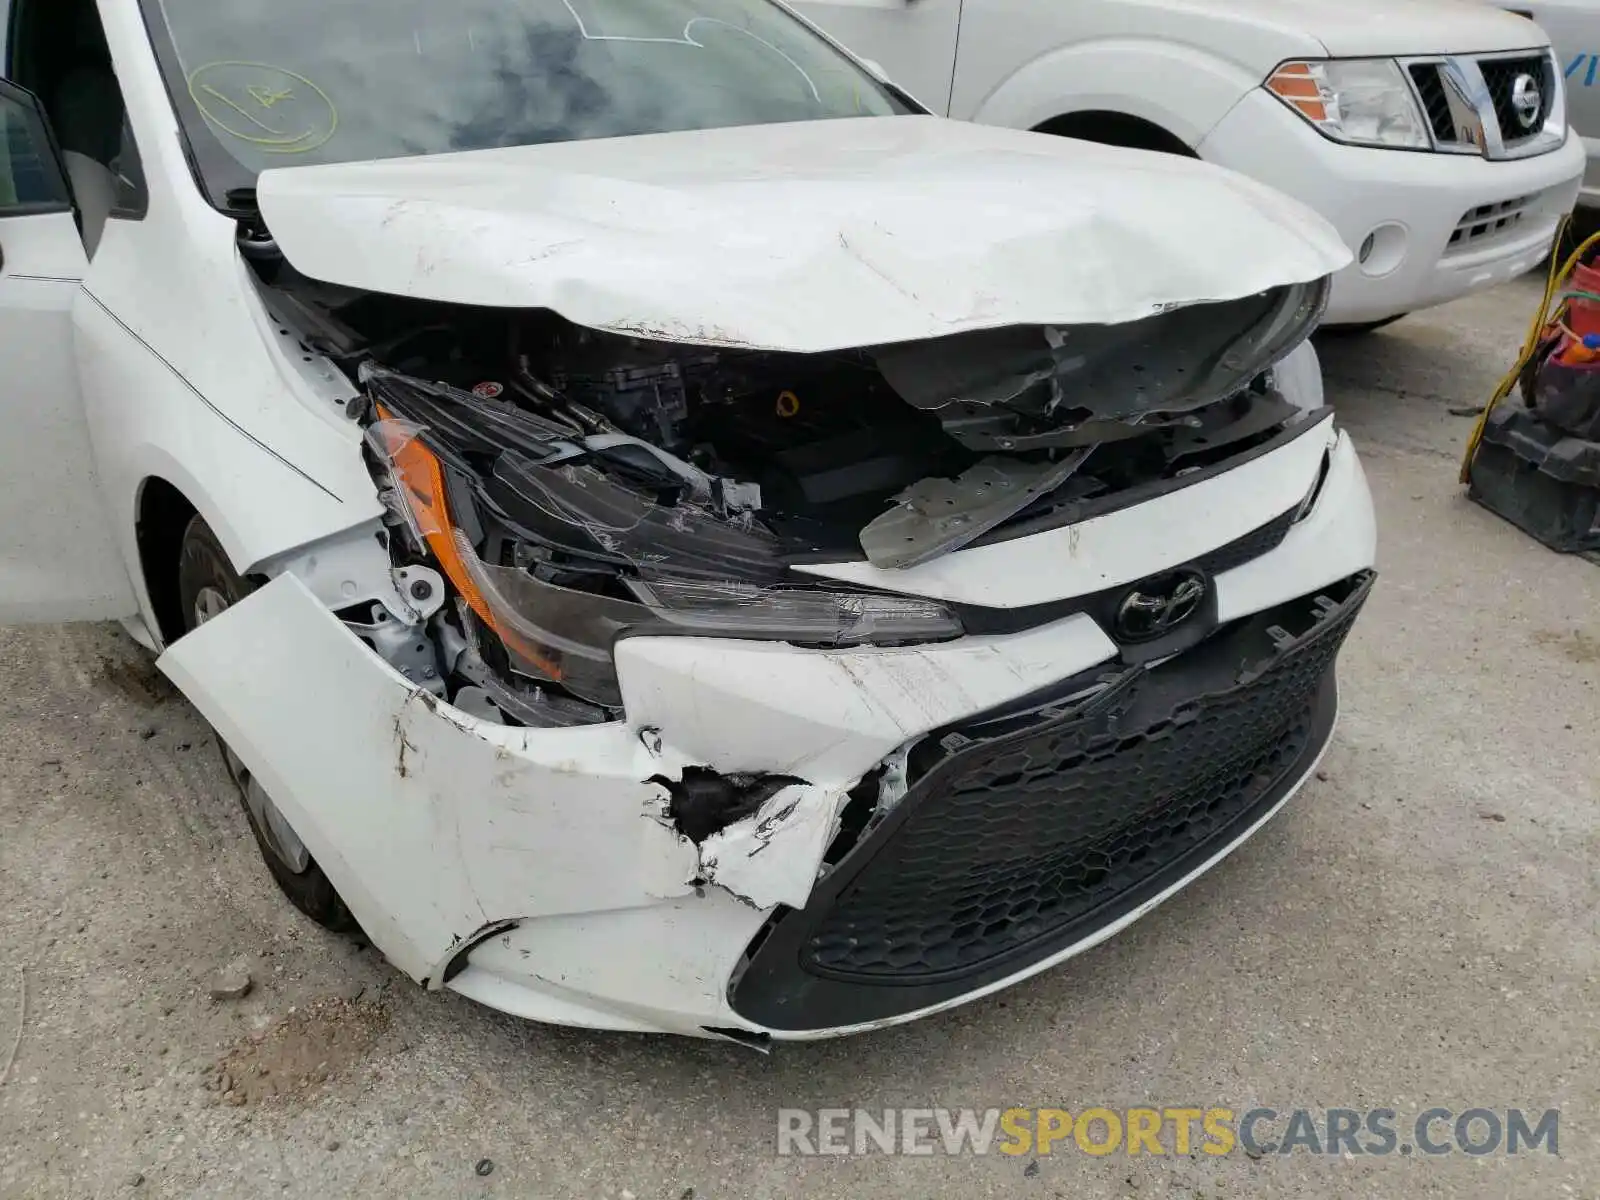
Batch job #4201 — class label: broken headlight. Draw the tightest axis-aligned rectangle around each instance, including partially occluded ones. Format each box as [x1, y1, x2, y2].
[369, 418, 962, 709]
[458, 547, 962, 706]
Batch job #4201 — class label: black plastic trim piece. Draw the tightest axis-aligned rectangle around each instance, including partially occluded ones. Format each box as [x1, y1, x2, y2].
[981, 409, 1332, 549]
[951, 504, 1298, 646]
[777, 409, 1332, 568]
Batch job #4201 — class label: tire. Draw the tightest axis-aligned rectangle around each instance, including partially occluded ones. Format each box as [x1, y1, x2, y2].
[1319, 314, 1409, 336]
[177, 515, 359, 933]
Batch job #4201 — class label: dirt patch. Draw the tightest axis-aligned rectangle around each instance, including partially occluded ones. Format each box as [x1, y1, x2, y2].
[208, 997, 392, 1107]
[1532, 628, 1600, 665]
[96, 653, 179, 708]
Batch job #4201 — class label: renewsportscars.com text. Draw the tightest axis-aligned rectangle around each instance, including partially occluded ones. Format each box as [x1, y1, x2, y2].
[776, 1106, 1559, 1158]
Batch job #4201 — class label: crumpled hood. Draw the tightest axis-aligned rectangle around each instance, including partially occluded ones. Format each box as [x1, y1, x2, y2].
[257, 115, 1348, 353]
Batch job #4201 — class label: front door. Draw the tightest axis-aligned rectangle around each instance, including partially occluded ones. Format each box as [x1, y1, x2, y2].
[0, 79, 135, 621]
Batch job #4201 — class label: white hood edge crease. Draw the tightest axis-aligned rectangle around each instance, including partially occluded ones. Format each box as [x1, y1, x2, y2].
[256, 116, 1352, 354]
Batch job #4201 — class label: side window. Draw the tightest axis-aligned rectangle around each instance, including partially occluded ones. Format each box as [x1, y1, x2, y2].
[0, 79, 72, 213]
[6, 0, 148, 242]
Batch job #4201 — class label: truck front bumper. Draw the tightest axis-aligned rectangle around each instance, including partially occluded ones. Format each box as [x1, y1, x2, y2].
[1202, 91, 1585, 325]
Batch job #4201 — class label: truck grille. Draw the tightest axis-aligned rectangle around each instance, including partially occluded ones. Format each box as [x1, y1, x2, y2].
[730, 573, 1373, 1031]
[1409, 64, 1456, 144]
[1406, 51, 1558, 157]
[1480, 54, 1555, 144]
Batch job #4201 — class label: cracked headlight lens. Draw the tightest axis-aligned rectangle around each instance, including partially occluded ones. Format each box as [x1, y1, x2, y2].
[458, 546, 963, 707]
[1267, 59, 1429, 149]
[631, 577, 963, 645]
[369, 418, 963, 709]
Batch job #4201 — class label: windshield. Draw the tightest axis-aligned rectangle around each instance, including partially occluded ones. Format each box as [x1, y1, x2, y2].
[139, 0, 908, 201]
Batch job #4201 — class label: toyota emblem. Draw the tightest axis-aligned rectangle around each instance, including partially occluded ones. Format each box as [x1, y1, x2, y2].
[1511, 73, 1542, 130]
[1115, 570, 1208, 643]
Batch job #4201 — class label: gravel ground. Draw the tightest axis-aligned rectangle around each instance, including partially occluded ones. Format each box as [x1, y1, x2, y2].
[0, 276, 1596, 1200]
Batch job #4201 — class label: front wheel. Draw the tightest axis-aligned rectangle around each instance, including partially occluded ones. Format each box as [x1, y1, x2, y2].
[177, 515, 359, 933]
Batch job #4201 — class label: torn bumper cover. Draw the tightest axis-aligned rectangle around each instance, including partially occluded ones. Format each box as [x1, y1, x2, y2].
[158, 415, 1375, 1039]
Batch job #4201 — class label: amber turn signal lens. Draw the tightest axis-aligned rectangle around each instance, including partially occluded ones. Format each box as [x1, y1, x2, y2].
[1267, 62, 1329, 122]
[373, 404, 563, 681]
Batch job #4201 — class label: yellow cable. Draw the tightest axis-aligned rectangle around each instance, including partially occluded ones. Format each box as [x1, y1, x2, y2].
[1460, 217, 1600, 482]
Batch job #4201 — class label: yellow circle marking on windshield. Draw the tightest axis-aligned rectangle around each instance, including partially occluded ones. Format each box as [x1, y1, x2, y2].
[188, 62, 338, 154]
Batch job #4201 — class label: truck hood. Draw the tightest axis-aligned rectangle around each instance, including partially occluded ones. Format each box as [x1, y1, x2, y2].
[257, 115, 1348, 354]
[1201, 0, 1549, 58]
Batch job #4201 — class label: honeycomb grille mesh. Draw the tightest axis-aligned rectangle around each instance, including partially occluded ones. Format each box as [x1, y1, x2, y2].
[803, 586, 1364, 982]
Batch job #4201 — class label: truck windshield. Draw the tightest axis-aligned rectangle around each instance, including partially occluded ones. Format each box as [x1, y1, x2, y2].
[139, 0, 909, 202]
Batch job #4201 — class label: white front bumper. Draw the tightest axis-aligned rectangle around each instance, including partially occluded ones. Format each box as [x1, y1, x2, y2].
[1201, 91, 1586, 324]
[159, 418, 1374, 1039]
[1578, 133, 1600, 208]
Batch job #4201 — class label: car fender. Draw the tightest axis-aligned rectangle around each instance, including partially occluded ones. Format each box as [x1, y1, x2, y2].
[963, 37, 1264, 148]
[72, 291, 379, 633]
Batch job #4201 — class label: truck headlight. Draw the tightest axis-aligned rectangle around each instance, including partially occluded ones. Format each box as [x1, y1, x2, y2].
[1267, 59, 1429, 150]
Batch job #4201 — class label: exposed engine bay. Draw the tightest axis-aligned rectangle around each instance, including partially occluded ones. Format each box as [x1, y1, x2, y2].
[255, 262, 1330, 728]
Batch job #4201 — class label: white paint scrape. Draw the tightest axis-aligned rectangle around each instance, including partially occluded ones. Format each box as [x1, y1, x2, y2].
[697, 784, 854, 910]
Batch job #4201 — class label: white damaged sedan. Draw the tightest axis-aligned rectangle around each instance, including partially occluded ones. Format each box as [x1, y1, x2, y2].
[1, 0, 1374, 1040]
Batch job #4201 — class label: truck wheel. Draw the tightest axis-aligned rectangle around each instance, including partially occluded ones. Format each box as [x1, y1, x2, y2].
[176, 514, 359, 933]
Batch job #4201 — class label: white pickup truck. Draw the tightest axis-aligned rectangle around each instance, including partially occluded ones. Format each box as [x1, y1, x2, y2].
[794, 0, 1586, 330]
[1507, 0, 1600, 206]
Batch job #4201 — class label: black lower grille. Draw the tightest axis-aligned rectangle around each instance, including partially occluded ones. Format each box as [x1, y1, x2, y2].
[806, 580, 1362, 982]
[806, 703, 1315, 981]
[731, 572, 1373, 1031]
